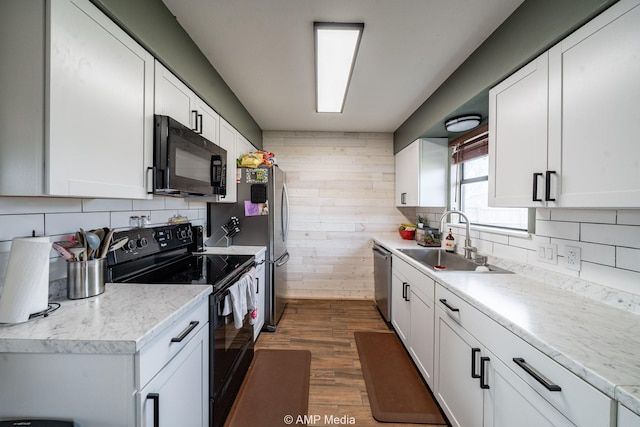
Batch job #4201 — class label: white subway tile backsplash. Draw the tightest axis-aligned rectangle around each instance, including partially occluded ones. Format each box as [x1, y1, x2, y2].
[82, 199, 133, 212]
[535, 219, 580, 240]
[552, 238, 616, 266]
[493, 242, 529, 263]
[45, 212, 111, 236]
[618, 209, 640, 226]
[581, 223, 640, 249]
[617, 247, 640, 273]
[164, 197, 191, 209]
[0, 214, 44, 240]
[132, 197, 166, 210]
[0, 197, 81, 214]
[581, 261, 640, 295]
[550, 209, 617, 224]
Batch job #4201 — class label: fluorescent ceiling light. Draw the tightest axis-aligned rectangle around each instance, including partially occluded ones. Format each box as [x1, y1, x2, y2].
[314, 22, 364, 113]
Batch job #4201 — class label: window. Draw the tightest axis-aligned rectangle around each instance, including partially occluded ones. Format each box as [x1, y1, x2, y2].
[455, 155, 529, 231]
[450, 125, 530, 232]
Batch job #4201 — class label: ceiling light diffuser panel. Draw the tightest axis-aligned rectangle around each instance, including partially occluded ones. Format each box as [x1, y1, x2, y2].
[314, 22, 364, 113]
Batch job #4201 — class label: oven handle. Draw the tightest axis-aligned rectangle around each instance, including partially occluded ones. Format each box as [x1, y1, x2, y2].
[274, 252, 290, 267]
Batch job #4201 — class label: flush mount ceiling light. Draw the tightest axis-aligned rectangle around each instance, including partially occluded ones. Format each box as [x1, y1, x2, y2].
[314, 22, 364, 113]
[445, 114, 482, 132]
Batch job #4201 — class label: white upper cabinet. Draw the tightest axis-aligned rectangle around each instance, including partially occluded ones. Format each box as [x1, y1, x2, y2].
[489, 53, 549, 207]
[0, 0, 154, 198]
[154, 61, 219, 145]
[395, 138, 448, 207]
[546, 0, 640, 207]
[490, 0, 640, 208]
[218, 118, 239, 203]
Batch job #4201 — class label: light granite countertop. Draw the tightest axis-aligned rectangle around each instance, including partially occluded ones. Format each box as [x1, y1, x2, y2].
[374, 235, 640, 416]
[0, 283, 211, 355]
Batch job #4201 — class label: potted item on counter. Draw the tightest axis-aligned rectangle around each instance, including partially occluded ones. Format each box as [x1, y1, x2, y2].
[398, 224, 416, 240]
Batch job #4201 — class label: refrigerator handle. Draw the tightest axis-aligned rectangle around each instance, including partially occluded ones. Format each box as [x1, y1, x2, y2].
[274, 251, 290, 267]
[281, 183, 290, 243]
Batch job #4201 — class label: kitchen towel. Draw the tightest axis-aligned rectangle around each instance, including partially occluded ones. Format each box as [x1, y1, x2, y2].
[0, 236, 52, 324]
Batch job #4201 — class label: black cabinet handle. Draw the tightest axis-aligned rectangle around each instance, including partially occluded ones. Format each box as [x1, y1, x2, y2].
[197, 113, 203, 134]
[513, 357, 562, 391]
[256, 277, 259, 294]
[402, 283, 410, 301]
[147, 393, 160, 427]
[545, 170, 556, 201]
[532, 172, 543, 202]
[480, 357, 490, 389]
[471, 347, 481, 379]
[439, 298, 459, 312]
[401, 192, 407, 205]
[191, 110, 199, 132]
[171, 321, 199, 343]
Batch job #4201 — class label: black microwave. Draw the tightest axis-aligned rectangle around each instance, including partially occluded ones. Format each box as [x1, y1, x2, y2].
[151, 115, 227, 197]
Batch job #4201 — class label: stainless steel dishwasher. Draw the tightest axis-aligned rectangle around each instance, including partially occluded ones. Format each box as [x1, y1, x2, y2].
[372, 243, 392, 322]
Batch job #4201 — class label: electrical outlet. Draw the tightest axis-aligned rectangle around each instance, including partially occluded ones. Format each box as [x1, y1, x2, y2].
[565, 245, 582, 271]
[537, 243, 558, 265]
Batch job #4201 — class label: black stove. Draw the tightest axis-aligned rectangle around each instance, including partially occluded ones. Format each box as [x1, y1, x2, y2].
[106, 222, 256, 427]
[106, 223, 254, 292]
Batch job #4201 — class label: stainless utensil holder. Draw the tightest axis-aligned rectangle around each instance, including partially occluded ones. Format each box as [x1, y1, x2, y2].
[67, 258, 106, 299]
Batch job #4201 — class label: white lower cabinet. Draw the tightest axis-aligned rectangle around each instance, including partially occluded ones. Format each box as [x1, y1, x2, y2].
[434, 304, 484, 427]
[391, 256, 435, 388]
[434, 283, 614, 427]
[253, 249, 267, 341]
[0, 299, 209, 427]
[484, 349, 573, 427]
[618, 404, 640, 427]
[138, 325, 208, 427]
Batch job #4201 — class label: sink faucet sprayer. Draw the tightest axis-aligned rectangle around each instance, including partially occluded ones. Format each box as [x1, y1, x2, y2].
[439, 210, 477, 261]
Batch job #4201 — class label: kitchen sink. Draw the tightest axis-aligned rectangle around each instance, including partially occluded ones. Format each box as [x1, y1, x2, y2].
[398, 248, 513, 273]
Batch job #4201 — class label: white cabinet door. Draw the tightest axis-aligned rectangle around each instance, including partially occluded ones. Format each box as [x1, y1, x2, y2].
[218, 118, 238, 203]
[47, 0, 154, 199]
[483, 350, 573, 427]
[391, 270, 411, 345]
[253, 251, 266, 341]
[154, 61, 197, 129]
[547, 0, 640, 207]
[395, 138, 448, 207]
[395, 141, 420, 206]
[409, 289, 435, 388]
[618, 404, 640, 427]
[488, 52, 549, 207]
[138, 325, 208, 427]
[434, 305, 484, 427]
[195, 98, 220, 145]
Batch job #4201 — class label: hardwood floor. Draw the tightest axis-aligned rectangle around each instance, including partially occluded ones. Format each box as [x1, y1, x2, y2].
[255, 299, 448, 427]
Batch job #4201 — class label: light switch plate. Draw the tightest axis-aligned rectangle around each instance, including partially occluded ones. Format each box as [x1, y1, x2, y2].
[537, 243, 558, 265]
[565, 245, 582, 271]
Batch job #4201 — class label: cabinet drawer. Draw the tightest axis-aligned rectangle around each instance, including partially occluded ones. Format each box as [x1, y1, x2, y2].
[137, 298, 209, 388]
[436, 284, 613, 426]
[393, 256, 434, 301]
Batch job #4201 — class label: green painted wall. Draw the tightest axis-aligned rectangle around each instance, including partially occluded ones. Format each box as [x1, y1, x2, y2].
[91, 0, 263, 148]
[393, 0, 617, 153]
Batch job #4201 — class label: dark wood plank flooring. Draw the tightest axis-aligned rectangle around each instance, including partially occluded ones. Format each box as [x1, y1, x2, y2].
[255, 299, 448, 427]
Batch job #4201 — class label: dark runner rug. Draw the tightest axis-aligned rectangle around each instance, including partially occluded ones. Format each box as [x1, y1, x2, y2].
[354, 331, 447, 424]
[224, 349, 311, 427]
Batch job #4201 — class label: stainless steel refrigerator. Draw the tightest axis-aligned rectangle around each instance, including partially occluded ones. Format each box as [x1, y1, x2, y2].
[207, 166, 290, 331]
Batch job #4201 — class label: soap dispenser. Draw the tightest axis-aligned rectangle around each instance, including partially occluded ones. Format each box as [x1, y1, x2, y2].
[444, 229, 455, 253]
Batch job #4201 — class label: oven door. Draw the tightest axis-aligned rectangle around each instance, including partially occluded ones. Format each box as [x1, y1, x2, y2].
[211, 286, 254, 399]
[154, 115, 227, 197]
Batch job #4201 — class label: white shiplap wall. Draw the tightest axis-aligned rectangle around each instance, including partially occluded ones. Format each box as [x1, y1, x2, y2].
[263, 131, 411, 299]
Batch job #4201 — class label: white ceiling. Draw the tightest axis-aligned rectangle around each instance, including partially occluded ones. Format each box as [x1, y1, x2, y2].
[161, 0, 524, 133]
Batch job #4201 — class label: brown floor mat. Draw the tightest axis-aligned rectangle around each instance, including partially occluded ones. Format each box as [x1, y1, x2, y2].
[224, 349, 311, 427]
[354, 331, 447, 424]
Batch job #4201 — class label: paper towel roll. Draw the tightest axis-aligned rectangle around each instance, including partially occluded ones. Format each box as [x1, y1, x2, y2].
[0, 236, 52, 324]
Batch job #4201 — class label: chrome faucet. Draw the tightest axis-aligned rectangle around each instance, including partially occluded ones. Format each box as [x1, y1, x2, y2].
[439, 209, 477, 259]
